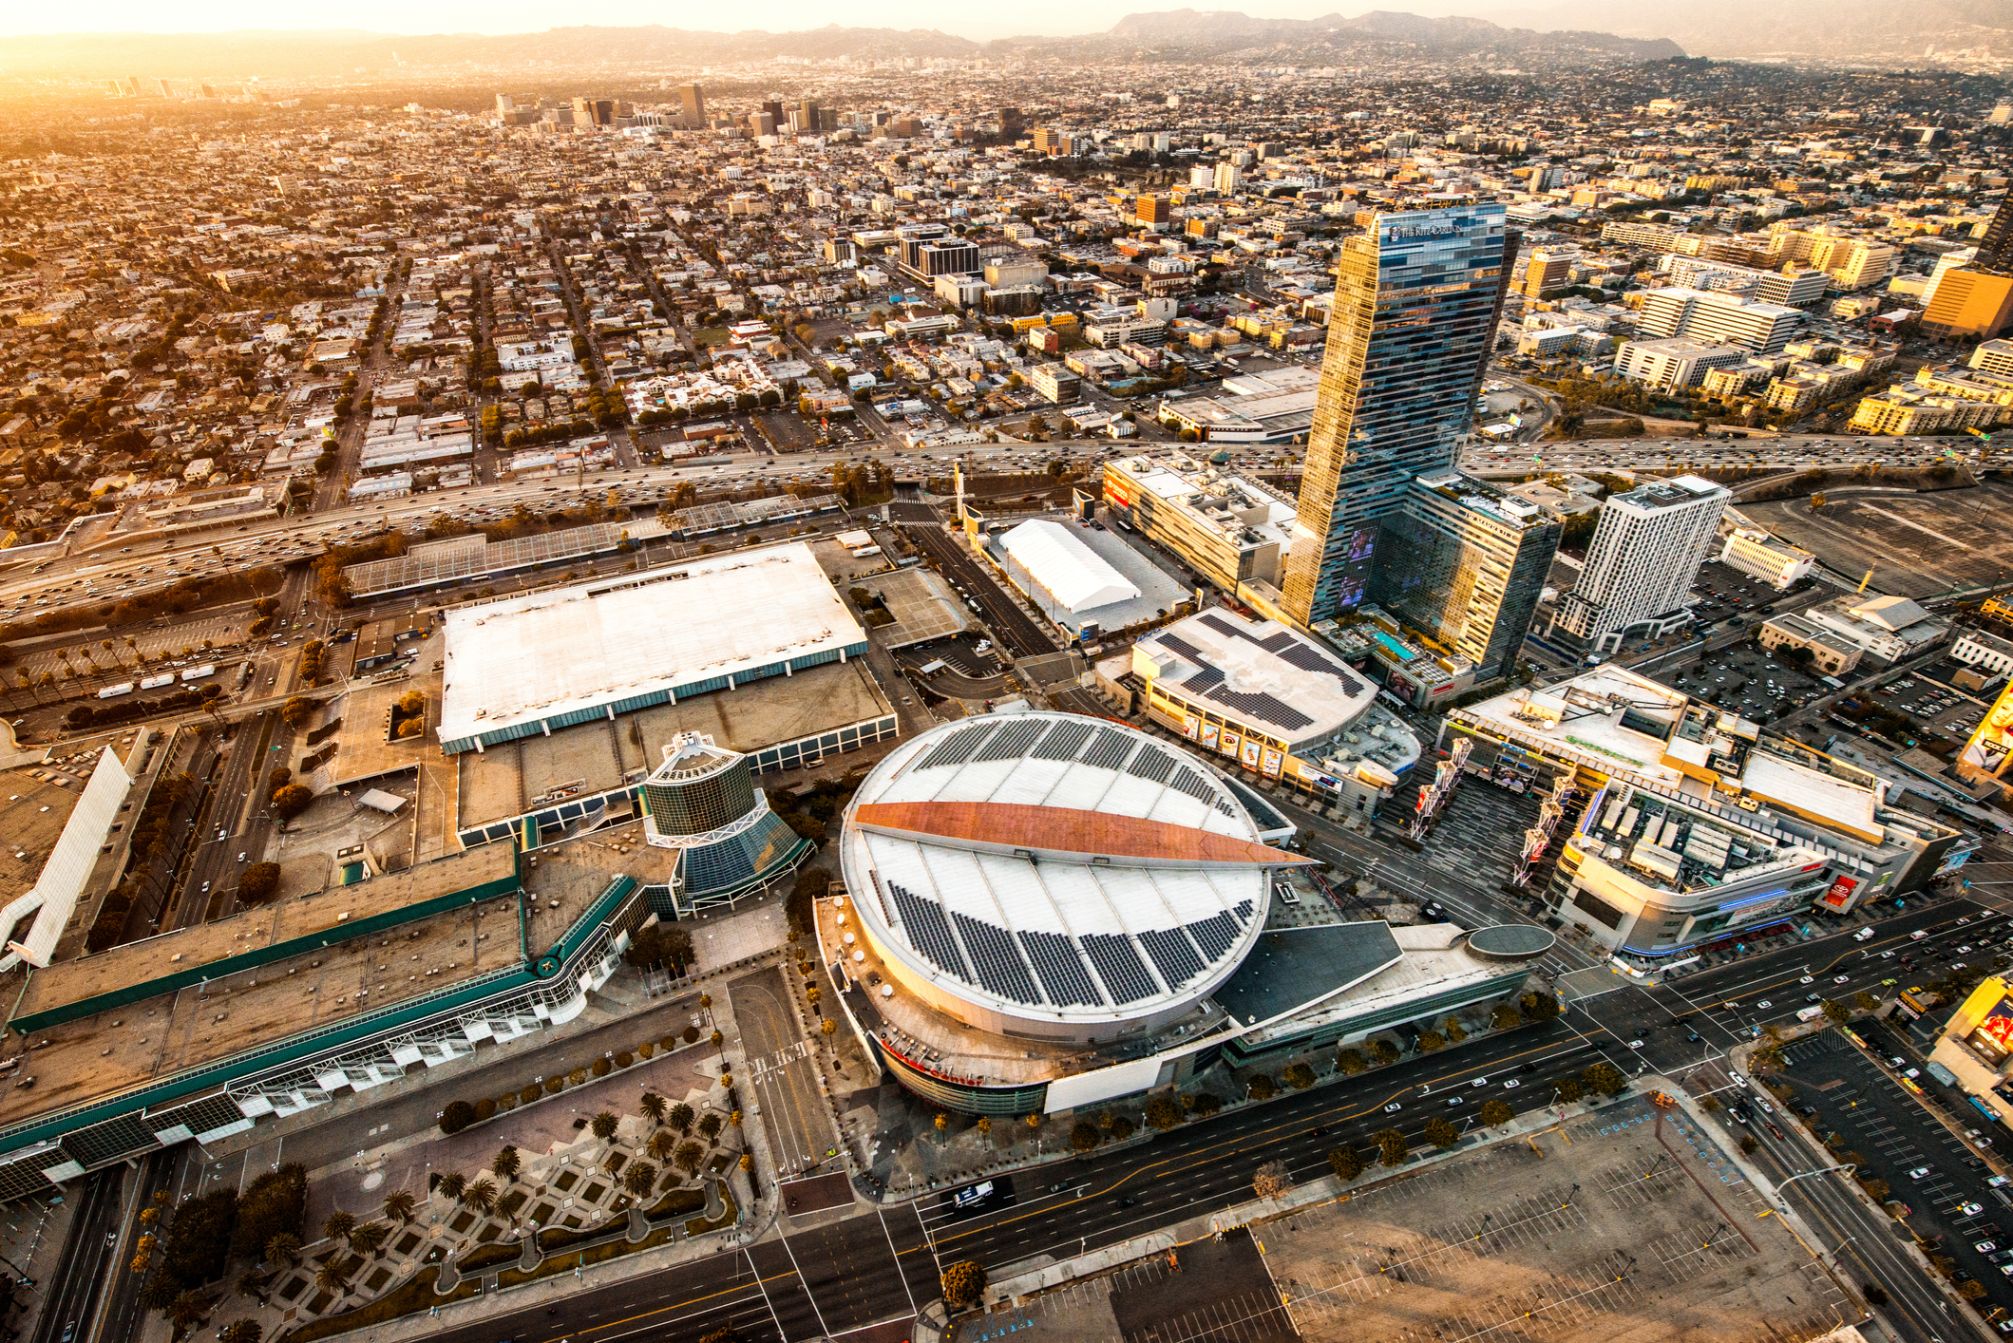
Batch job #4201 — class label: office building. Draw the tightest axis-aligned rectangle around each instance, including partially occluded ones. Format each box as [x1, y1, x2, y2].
[1374, 472, 1561, 683]
[1755, 612, 1863, 677]
[1280, 204, 1518, 626]
[1635, 287, 1802, 355]
[824, 712, 1544, 1114]
[1444, 665, 1962, 964]
[1213, 161, 1242, 193]
[1979, 194, 2013, 272]
[1553, 475, 1728, 653]
[1922, 267, 2013, 341]
[676, 84, 705, 128]
[1521, 247, 1577, 298]
[1613, 338, 1748, 393]
[1027, 365, 1081, 405]
[1136, 194, 1173, 229]
[1717, 526, 1814, 589]
[1101, 453, 1295, 593]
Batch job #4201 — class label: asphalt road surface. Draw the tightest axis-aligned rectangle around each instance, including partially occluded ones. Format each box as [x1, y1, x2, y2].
[732, 969, 844, 1181]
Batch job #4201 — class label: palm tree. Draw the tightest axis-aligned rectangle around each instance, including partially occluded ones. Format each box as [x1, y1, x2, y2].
[263, 1232, 302, 1268]
[349, 1222, 389, 1257]
[218, 1321, 263, 1343]
[437, 1171, 467, 1202]
[383, 1190, 416, 1223]
[313, 1259, 350, 1296]
[590, 1110, 619, 1142]
[668, 1102, 695, 1133]
[165, 1290, 210, 1333]
[461, 1177, 497, 1215]
[639, 1092, 668, 1127]
[491, 1146, 521, 1184]
[234, 1271, 269, 1305]
[622, 1161, 658, 1201]
[648, 1130, 679, 1164]
[321, 1210, 356, 1244]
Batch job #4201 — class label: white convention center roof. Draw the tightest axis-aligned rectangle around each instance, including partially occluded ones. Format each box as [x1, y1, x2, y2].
[998, 520, 1139, 615]
[437, 542, 865, 745]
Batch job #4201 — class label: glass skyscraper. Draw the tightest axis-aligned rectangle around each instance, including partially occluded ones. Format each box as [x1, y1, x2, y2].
[1373, 472, 1561, 682]
[1281, 204, 1518, 626]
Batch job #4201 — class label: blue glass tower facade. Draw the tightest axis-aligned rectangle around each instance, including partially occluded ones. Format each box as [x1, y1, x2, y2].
[1282, 205, 1517, 625]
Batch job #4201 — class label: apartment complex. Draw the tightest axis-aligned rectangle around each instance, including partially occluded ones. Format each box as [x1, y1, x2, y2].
[1554, 475, 1729, 652]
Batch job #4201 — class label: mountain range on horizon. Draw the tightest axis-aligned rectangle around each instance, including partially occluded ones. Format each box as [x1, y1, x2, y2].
[1, 3, 2008, 80]
[1, 11, 1680, 81]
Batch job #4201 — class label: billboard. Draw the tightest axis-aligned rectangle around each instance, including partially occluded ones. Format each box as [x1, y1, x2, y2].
[1959, 680, 2013, 785]
[1974, 994, 2013, 1058]
[1819, 875, 1858, 911]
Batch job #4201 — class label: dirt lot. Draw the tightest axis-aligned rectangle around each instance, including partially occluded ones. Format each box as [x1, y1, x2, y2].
[1747, 480, 2013, 599]
[976, 1098, 1856, 1343]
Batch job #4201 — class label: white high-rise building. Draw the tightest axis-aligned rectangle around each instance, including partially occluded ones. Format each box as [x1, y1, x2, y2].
[1213, 161, 1243, 193]
[1636, 287, 1802, 355]
[1554, 475, 1730, 653]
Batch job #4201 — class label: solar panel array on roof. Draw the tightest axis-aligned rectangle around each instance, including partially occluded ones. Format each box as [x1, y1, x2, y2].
[918, 720, 997, 771]
[1187, 902, 1255, 962]
[974, 716, 1046, 762]
[888, 882, 970, 979]
[1083, 728, 1138, 772]
[1125, 745, 1177, 785]
[1029, 717, 1095, 761]
[1081, 933, 1159, 1005]
[1168, 767, 1219, 806]
[952, 911, 1041, 1005]
[1206, 687, 1314, 731]
[1182, 666, 1226, 694]
[1138, 927, 1205, 990]
[1018, 930, 1105, 1007]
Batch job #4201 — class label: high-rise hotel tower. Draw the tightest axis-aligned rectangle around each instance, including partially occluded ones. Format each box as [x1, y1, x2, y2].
[1281, 204, 1518, 625]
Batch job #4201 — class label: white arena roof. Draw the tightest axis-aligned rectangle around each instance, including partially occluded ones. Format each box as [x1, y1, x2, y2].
[840, 712, 1308, 1038]
[437, 543, 866, 750]
[998, 520, 1139, 615]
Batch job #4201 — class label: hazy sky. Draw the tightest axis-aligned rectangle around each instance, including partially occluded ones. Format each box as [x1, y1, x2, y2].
[0, 0, 1520, 42]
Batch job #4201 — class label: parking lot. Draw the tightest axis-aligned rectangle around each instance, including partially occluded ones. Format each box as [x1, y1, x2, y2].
[1259, 1096, 1850, 1342]
[1747, 481, 2013, 600]
[1776, 1029, 2013, 1319]
[1658, 637, 1829, 726]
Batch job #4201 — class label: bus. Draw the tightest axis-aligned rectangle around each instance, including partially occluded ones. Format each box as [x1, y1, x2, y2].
[951, 1179, 999, 1212]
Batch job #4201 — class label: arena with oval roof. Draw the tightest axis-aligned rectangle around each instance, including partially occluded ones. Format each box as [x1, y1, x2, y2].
[823, 711, 1557, 1116]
